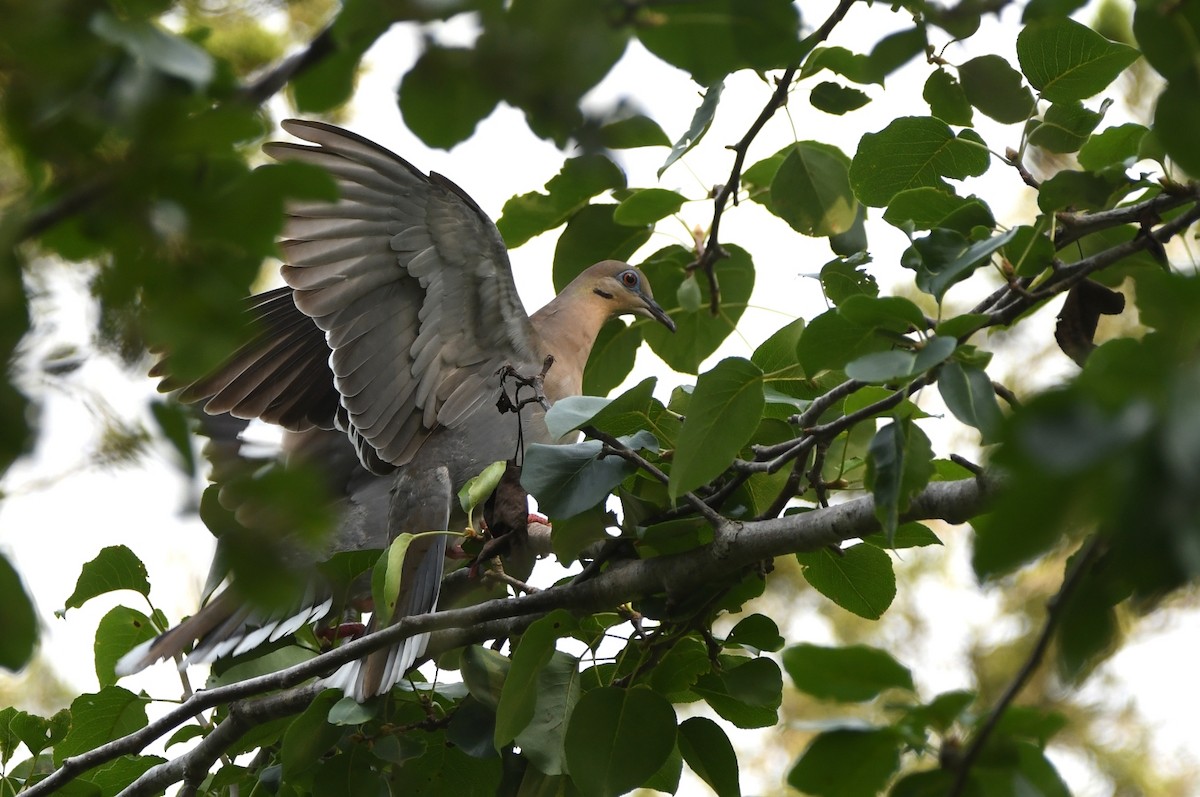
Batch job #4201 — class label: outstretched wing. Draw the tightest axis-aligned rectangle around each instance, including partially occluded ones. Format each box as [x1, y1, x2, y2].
[264, 120, 539, 470]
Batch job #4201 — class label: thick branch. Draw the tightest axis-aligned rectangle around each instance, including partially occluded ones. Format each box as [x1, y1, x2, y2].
[987, 202, 1200, 326]
[33, 475, 994, 796]
[1054, 187, 1199, 250]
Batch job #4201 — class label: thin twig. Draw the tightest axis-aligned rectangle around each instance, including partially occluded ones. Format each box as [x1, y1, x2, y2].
[232, 25, 337, 107]
[693, 0, 859, 314]
[583, 425, 729, 530]
[949, 537, 1104, 796]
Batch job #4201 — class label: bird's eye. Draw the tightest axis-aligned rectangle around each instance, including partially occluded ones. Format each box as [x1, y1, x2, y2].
[620, 270, 640, 289]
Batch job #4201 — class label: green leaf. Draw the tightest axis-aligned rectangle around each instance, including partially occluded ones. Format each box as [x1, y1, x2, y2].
[810, 82, 871, 115]
[636, 0, 801, 86]
[862, 521, 943, 549]
[769, 142, 859, 237]
[1036, 169, 1124, 212]
[677, 274, 702, 313]
[782, 643, 914, 702]
[522, 434, 651, 519]
[787, 729, 901, 797]
[1029, 101, 1105, 154]
[1003, 222, 1057, 277]
[1154, 77, 1200, 179]
[1133, 0, 1200, 82]
[883, 187, 994, 233]
[94, 606, 156, 688]
[564, 686, 677, 797]
[797, 308, 889, 376]
[868, 27, 927, 80]
[958, 55, 1036, 123]
[280, 690, 342, 779]
[743, 147, 788, 205]
[62, 545, 151, 613]
[474, 0, 629, 145]
[551, 505, 611, 566]
[1023, 0, 1089, 21]
[515, 651, 582, 775]
[820, 255, 878, 306]
[495, 610, 575, 748]
[0, 555, 36, 671]
[939, 361, 1005, 444]
[613, 188, 686, 226]
[796, 545, 897, 620]
[82, 755, 164, 795]
[583, 318, 642, 396]
[850, 117, 990, 206]
[902, 690, 976, 734]
[149, 400, 194, 478]
[923, 69, 973, 126]
[399, 46, 501, 149]
[845, 336, 957, 383]
[552, 204, 652, 291]
[54, 687, 148, 765]
[692, 657, 782, 729]
[461, 645, 511, 712]
[828, 204, 869, 256]
[651, 637, 712, 697]
[669, 358, 764, 498]
[802, 46, 880, 85]
[1017, 18, 1141, 102]
[866, 419, 935, 539]
[659, 82, 723, 177]
[642, 743, 683, 795]
[901, 227, 1019, 300]
[90, 11, 214, 88]
[1078, 123, 1148, 171]
[838, 295, 927, 334]
[446, 697, 498, 759]
[371, 532, 416, 625]
[725, 613, 784, 652]
[599, 115, 671, 149]
[458, 460, 507, 518]
[498, 155, 627, 249]
[640, 244, 755, 374]
[678, 717, 741, 797]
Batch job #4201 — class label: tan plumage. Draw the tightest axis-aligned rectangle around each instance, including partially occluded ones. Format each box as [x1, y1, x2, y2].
[118, 120, 674, 700]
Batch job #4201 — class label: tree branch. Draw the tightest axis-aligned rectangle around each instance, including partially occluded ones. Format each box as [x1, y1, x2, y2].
[695, 0, 859, 314]
[1053, 187, 1199, 250]
[949, 536, 1104, 796]
[986, 202, 1200, 327]
[32, 474, 995, 796]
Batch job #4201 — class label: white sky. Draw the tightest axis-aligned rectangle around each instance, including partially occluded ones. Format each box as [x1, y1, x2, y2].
[1, 1, 1197, 793]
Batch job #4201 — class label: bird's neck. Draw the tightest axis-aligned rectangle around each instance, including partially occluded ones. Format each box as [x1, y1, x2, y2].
[530, 283, 613, 403]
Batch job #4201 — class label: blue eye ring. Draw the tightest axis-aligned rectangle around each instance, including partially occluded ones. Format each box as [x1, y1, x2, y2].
[619, 270, 640, 289]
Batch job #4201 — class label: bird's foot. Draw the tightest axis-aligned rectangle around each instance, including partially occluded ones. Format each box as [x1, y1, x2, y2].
[317, 622, 367, 642]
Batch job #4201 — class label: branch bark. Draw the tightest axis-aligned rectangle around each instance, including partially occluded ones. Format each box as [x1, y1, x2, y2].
[32, 474, 995, 797]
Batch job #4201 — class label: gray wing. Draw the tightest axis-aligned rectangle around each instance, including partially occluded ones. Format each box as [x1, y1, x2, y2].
[266, 119, 539, 471]
[154, 288, 341, 433]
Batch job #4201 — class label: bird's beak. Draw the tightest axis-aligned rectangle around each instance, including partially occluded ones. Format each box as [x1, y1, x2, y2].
[643, 296, 676, 333]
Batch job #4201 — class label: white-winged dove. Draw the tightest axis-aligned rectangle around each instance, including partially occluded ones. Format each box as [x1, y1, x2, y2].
[117, 120, 675, 700]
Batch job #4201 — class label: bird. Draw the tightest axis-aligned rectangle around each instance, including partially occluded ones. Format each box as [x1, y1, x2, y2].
[116, 119, 676, 700]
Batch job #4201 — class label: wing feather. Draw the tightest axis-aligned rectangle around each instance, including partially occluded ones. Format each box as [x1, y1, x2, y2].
[267, 119, 538, 470]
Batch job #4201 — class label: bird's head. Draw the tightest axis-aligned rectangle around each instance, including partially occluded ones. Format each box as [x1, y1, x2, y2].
[582, 259, 676, 333]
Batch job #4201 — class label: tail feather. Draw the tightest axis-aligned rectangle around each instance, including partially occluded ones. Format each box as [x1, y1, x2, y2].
[115, 588, 335, 677]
